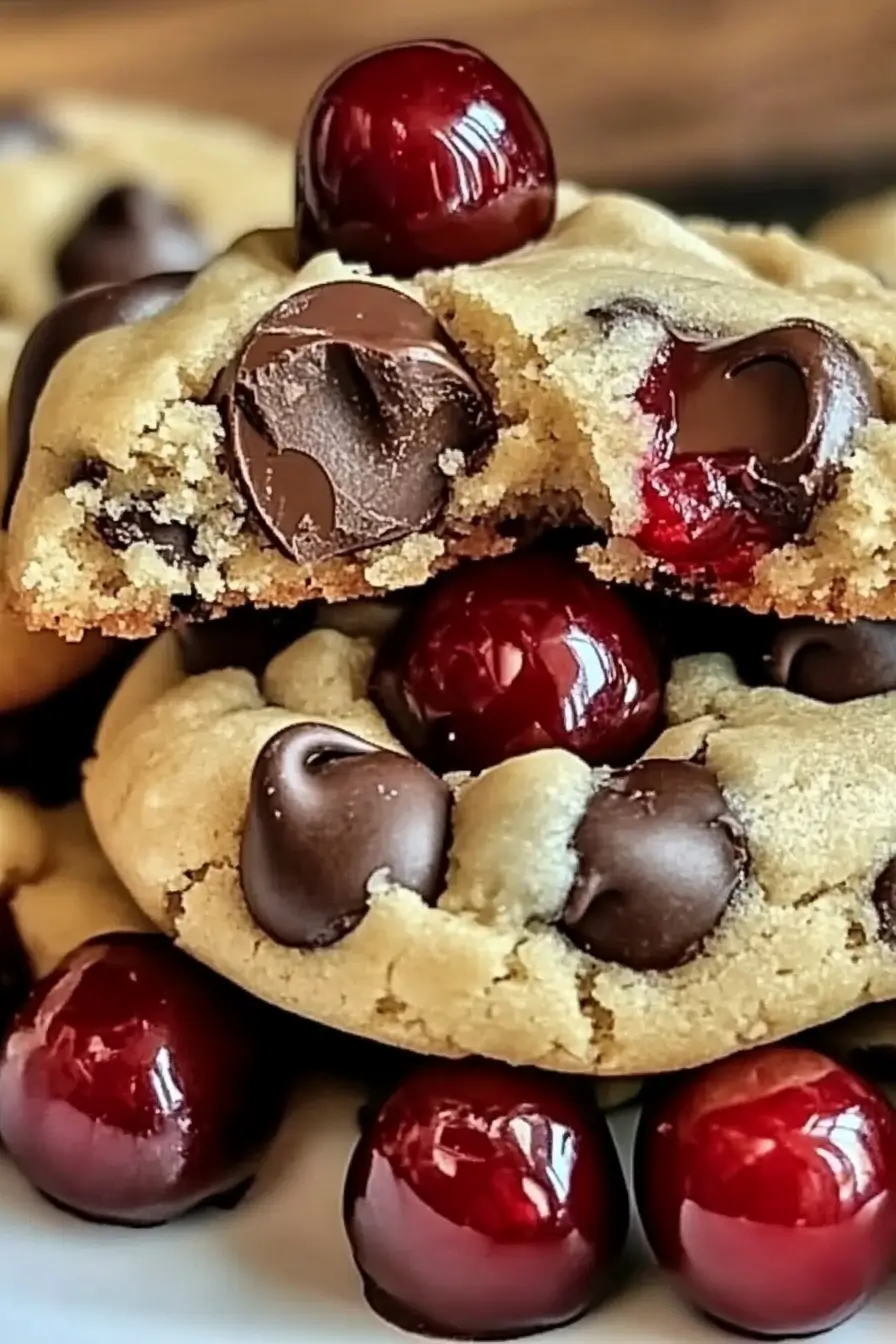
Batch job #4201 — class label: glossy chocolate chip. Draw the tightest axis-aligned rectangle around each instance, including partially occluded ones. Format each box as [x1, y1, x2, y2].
[217, 281, 496, 564]
[562, 758, 745, 969]
[4, 272, 192, 526]
[0, 105, 62, 157]
[767, 619, 896, 703]
[873, 859, 896, 946]
[177, 605, 315, 677]
[670, 319, 879, 530]
[241, 723, 451, 947]
[55, 184, 209, 295]
[94, 507, 197, 568]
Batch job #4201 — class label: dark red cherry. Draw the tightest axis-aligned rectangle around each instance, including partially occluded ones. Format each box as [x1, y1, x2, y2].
[371, 552, 663, 773]
[634, 334, 798, 584]
[0, 934, 290, 1225]
[297, 40, 556, 276]
[344, 1059, 629, 1339]
[635, 1045, 896, 1337]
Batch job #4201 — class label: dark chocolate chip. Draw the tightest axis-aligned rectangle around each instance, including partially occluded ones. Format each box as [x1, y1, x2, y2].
[4, 272, 192, 525]
[177, 605, 315, 677]
[670, 319, 879, 532]
[562, 758, 745, 969]
[217, 281, 496, 564]
[54, 184, 209, 295]
[873, 859, 896, 946]
[240, 722, 451, 948]
[94, 506, 197, 568]
[0, 104, 62, 158]
[767, 619, 896, 703]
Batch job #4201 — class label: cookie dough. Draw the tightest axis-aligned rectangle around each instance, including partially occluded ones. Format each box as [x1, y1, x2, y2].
[83, 612, 896, 1076]
[10, 193, 896, 639]
[0, 96, 292, 321]
[811, 193, 896, 288]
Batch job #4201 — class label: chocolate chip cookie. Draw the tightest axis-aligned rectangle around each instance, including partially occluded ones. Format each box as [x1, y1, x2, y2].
[82, 602, 896, 1075]
[0, 95, 291, 321]
[10, 194, 896, 638]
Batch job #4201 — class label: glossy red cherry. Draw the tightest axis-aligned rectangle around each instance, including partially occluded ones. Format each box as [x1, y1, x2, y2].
[634, 334, 795, 583]
[635, 1045, 896, 1337]
[371, 552, 663, 773]
[0, 934, 290, 1225]
[344, 1059, 629, 1339]
[297, 40, 556, 275]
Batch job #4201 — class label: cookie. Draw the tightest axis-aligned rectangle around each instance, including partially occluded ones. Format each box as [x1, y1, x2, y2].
[82, 602, 896, 1076]
[0, 96, 291, 321]
[810, 193, 896, 287]
[10, 188, 896, 640]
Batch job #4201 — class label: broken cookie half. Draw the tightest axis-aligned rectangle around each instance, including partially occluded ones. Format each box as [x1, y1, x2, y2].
[9, 191, 896, 639]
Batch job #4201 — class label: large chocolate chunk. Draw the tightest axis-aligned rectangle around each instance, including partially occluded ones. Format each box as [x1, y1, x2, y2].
[562, 758, 745, 969]
[54, 184, 209, 295]
[767, 619, 896, 703]
[5, 272, 192, 525]
[668, 319, 878, 532]
[0, 104, 62, 157]
[217, 281, 496, 565]
[240, 722, 451, 947]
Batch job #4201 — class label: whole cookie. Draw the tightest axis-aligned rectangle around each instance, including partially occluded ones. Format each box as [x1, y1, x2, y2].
[83, 615, 896, 1076]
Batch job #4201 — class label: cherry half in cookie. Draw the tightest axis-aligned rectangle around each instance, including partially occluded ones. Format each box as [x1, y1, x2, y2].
[345, 1059, 629, 1339]
[0, 934, 290, 1225]
[298, 40, 556, 275]
[635, 1045, 896, 1337]
[632, 320, 878, 583]
[371, 552, 663, 773]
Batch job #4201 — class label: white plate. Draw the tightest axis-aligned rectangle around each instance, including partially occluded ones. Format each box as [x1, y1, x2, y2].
[0, 1080, 891, 1343]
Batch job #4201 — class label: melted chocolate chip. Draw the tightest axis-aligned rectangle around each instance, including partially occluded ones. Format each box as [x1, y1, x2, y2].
[0, 104, 62, 157]
[94, 507, 197, 568]
[873, 859, 896, 946]
[241, 723, 451, 947]
[669, 319, 879, 531]
[55, 185, 209, 295]
[767, 619, 896, 703]
[562, 758, 745, 969]
[217, 281, 496, 565]
[177, 605, 315, 677]
[4, 273, 192, 525]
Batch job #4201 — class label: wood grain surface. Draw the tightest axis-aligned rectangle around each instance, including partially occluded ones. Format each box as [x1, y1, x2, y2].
[0, 0, 895, 187]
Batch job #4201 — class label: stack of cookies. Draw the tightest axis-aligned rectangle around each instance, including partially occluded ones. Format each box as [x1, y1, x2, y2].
[4, 40, 896, 1343]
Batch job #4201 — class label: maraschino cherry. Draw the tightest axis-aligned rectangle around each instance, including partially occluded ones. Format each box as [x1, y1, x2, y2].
[635, 1045, 896, 1336]
[0, 934, 290, 1225]
[371, 551, 663, 773]
[298, 40, 556, 275]
[344, 1059, 629, 1339]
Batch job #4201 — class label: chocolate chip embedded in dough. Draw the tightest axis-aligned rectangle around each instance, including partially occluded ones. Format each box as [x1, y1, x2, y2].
[4, 272, 192, 526]
[562, 758, 745, 969]
[767, 619, 896, 703]
[0, 105, 62, 157]
[54, 184, 209, 294]
[217, 280, 496, 565]
[872, 858, 896, 946]
[668, 318, 879, 533]
[240, 722, 451, 948]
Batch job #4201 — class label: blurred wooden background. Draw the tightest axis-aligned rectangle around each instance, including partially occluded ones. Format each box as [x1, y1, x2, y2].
[1, 0, 896, 194]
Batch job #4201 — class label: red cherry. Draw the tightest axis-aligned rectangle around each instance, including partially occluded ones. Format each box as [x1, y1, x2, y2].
[0, 934, 290, 1225]
[634, 334, 794, 583]
[344, 1059, 629, 1339]
[297, 40, 556, 275]
[635, 1045, 896, 1336]
[370, 552, 663, 773]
